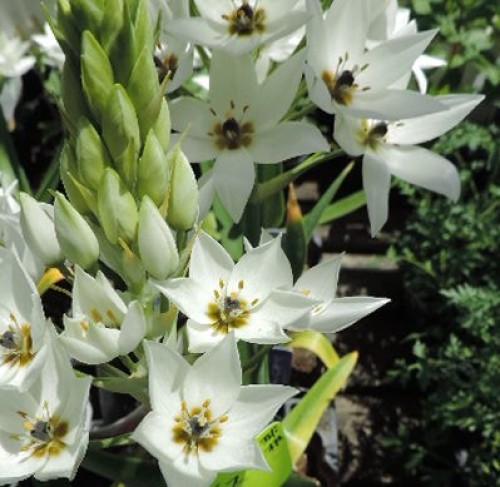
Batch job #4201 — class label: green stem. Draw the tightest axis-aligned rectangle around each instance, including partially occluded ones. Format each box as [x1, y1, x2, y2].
[250, 149, 344, 204]
[97, 363, 129, 379]
[242, 345, 272, 373]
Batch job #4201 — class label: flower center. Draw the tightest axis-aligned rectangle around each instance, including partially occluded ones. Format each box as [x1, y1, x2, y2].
[207, 279, 258, 334]
[13, 402, 69, 458]
[173, 399, 228, 456]
[358, 120, 388, 150]
[154, 52, 178, 83]
[222, 2, 266, 36]
[209, 105, 255, 150]
[0, 313, 34, 367]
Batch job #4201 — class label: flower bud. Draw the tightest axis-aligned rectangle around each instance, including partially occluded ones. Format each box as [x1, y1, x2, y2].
[99, 0, 124, 54]
[76, 117, 110, 190]
[102, 84, 141, 187]
[152, 99, 171, 151]
[138, 196, 179, 280]
[166, 146, 198, 231]
[19, 193, 63, 266]
[81, 30, 114, 123]
[98, 168, 138, 244]
[54, 192, 99, 269]
[137, 131, 169, 206]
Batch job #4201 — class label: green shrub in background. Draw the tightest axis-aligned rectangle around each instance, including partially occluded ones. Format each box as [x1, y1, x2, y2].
[386, 119, 500, 485]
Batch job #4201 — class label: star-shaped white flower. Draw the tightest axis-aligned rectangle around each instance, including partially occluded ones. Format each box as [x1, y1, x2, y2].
[171, 50, 329, 221]
[31, 23, 65, 69]
[148, 0, 194, 93]
[334, 94, 484, 235]
[60, 266, 146, 364]
[0, 32, 35, 78]
[165, 0, 308, 56]
[132, 334, 296, 487]
[0, 343, 91, 484]
[0, 248, 52, 391]
[155, 231, 313, 352]
[288, 254, 389, 332]
[305, 0, 445, 121]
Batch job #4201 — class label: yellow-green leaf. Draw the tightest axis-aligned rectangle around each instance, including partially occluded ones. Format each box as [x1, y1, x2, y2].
[287, 330, 340, 368]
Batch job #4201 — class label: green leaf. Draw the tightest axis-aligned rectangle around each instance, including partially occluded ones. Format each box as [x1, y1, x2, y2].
[318, 189, 367, 225]
[93, 375, 148, 404]
[286, 330, 340, 368]
[282, 351, 358, 465]
[303, 162, 354, 241]
[258, 164, 285, 228]
[82, 450, 164, 486]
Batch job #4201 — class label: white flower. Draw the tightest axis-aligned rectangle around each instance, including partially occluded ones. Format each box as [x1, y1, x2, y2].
[0, 343, 91, 484]
[367, 0, 446, 93]
[0, 248, 52, 391]
[288, 255, 389, 332]
[166, 0, 308, 56]
[132, 334, 296, 487]
[60, 266, 146, 364]
[0, 77, 23, 130]
[155, 232, 313, 352]
[305, 0, 445, 120]
[31, 23, 65, 69]
[334, 94, 484, 235]
[171, 50, 329, 221]
[149, 0, 194, 93]
[0, 33, 35, 78]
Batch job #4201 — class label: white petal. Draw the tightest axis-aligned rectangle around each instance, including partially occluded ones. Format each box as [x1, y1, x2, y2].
[257, 289, 313, 327]
[199, 436, 267, 472]
[213, 149, 255, 223]
[169, 133, 218, 163]
[357, 30, 438, 89]
[189, 231, 234, 288]
[197, 170, 216, 221]
[118, 301, 146, 355]
[305, 66, 334, 114]
[251, 122, 329, 164]
[132, 411, 182, 463]
[294, 254, 343, 302]
[387, 94, 485, 145]
[305, 0, 330, 76]
[193, 0, 231, 23]
[145, 341, 189, 413]
[186, 319, 225, 353]
[260, 0, 301, 21]
[155, 278, 214, 325]
[209, 51, 258, 116]
[226, 385, 297, 438]
[184, 333, 241, 417]
[231, 238, 292, 303]
[346, 88, 446, 121]
[235, 317, 290, 345]
[362, 151, 391, 236]
[170, 97, 215, 136]
[167, 17, 226, 50]
[311, 296, 390, 333]
[333, 114, 366, 157]
[383, 145, 460, 201]
[247, 50, 306, 130]
[159, 455, 211, 487]
[324, 0, 369, 64]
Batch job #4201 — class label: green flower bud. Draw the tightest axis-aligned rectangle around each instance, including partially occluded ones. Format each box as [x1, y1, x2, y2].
[71, 0, 104, 38]
[152, 99, 171, 152]
[53, 0, 80, 62]
[127, 45, 162, 140]
[98, 168, 138, 244]
[138, 196, 179, 280]
[61, 62, 89, 129]
[99, 0, 124, 54]
[76, 117, 111, 189]
[60, 144, 91, 214]
[137, 131, 169, 206]
[102, 84, 141, 188]
[19, 193, 63, 266]
[54, 192, 99, 269]
[166, 146, 198, 231]
[81, 30, 114, 123]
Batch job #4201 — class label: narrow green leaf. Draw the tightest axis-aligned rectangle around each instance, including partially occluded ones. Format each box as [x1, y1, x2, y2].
[258, 163, 285, 228]
[286, 330, 340, 368]
[82, 450, 164, 486]
[0, 107, 18, 188]
[318, 189, 367, 225]
[36, 146, 62, 202]
[303, 161, 354, 241]
[93, 375, 148, 404]
[282, 351, 358, 465]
